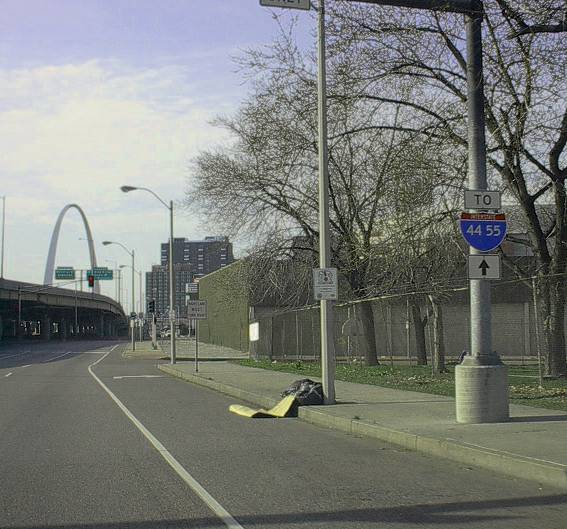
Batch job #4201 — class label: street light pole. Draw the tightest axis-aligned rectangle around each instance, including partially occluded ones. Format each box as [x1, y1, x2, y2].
[120, 185, 176, 364]
[1, 195, 5, 279]
[105, 259, 119, 302]
[169, 200, 176, 364]
[455, 6, 509, 423]
[317, 0, 335, 405]
[131, 249, 135, 351]
[117, 268, 121, 306]
[103, 240, 136, 351]
[138, 269, 143, 341]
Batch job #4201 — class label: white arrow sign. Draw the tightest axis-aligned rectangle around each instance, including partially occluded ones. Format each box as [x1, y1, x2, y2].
[468, 254, 501, 280]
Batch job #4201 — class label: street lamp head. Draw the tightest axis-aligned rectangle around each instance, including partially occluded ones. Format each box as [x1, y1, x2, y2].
[102, 241, 113, 246]
[120, 186, 138, 193]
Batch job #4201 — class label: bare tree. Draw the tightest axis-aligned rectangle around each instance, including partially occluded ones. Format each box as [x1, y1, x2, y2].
[186, 21, 457, 365]
[327, 0, 567, 377]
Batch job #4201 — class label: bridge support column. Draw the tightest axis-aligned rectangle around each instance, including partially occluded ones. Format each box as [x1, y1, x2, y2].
[98, 315, 105, 338]
[60, 319, 68, 341]
[0, 315, 3, 342]
[41, 315, 52, 341]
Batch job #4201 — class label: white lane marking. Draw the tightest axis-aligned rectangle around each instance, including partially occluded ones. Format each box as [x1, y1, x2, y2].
[88, 351, 244, 529]
[113, 375, 164, 379]
[21, 365, 31, 369]
[43, 351, 74, 363]
[5, 372, 13, 377]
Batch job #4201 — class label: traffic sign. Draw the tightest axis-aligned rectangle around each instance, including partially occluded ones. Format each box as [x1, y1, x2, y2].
[55, 267, 75, 280]
[460, 212, 507, 252]
[186, 283, 198, 294]
[260, 0, 310, 10]
[468, 255, 501, 280]
[187, 300, 208, 320]
[87, 267, 113, 280]
[313, 268, 338, 300]
[464, 190, 501, 210]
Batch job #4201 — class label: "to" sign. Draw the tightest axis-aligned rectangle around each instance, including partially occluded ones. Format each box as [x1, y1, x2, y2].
[464, 190, 501, 210]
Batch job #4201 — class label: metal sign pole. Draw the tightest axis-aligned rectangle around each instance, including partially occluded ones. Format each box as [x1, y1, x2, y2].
[317, 0, 336, 405]
[195, 319, 199, 373]
[455, 6, 509, 423]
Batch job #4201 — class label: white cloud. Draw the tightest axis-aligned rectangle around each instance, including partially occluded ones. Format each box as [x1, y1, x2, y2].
[0, 59, 238, 288]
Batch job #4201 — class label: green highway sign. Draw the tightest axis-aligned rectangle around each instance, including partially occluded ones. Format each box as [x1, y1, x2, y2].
[87, 267, 113, 280]
[55, 267, 76, 280]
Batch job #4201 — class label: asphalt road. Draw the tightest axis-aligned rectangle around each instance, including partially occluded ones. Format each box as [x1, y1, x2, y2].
[1, 340, 567, 529]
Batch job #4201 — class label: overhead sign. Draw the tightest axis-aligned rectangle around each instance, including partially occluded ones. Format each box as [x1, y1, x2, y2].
[313, 268, 338, 300]
[464, 190, 501, 210]
[55, 267, 75, 280]
[460, 212, 507, 252]
[187, 300, 208, 320]
[260, 0, 310, 10]
[87, 267, 113, 280]
[468, 255, 501, 280]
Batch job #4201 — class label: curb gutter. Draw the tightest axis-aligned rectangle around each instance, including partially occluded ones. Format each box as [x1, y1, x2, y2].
[158, 364, 567, 490]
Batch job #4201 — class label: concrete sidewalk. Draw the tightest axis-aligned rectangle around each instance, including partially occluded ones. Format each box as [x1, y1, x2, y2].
[158, 356, 567, 490]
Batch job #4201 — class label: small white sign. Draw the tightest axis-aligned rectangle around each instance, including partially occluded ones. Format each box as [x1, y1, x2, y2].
[464, 190, 501, 210]
[260, 0, 310, 10]
[186, 283, 198, 293]
[187, 300, 208, 320]
[468, 254, 501, 280]
[249, 322, 260, 342]
[313, 268, 338, 300]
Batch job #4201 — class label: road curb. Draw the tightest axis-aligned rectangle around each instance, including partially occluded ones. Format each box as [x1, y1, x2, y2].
[159, 364, 277, 410]
[158, 364, 567, 489]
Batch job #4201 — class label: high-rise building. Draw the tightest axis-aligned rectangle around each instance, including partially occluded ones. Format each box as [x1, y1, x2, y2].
[145, 263, 192, 319]
[146, 236, 234, 321]
[160, 236, 234, 278]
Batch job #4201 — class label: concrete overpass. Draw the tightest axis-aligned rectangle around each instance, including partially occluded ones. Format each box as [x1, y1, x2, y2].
[0, 278, 126, 342]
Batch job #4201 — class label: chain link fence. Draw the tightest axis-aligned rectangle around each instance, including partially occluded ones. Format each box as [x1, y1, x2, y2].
[249, 277, 543, 365]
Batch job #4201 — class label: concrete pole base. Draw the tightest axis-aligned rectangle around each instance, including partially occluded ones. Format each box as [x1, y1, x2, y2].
[455, 363, 509, 423]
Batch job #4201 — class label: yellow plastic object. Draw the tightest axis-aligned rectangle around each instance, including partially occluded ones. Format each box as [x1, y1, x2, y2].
[229, 395, 298, 418]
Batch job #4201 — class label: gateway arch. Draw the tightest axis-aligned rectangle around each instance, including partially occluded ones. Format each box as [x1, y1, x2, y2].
[43, 204, 100, 294]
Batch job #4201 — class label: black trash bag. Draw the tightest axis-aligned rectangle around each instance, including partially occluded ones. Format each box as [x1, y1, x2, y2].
[281, 379, 324, 406]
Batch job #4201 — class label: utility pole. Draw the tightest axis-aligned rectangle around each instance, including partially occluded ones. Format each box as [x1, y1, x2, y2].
[1, 195, 5, 279]
[317, 0, 335, 404]
[454, 5, 509, 423]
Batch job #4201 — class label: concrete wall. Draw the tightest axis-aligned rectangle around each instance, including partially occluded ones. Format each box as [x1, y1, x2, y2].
[197, 261, 250, 352]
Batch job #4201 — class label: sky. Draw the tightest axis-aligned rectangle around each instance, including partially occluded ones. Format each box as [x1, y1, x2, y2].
[0, 0, 314, 310]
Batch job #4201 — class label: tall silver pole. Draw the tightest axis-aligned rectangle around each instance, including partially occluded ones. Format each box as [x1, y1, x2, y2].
[466, 10, 490, 363]
[317, 0, 335, 404]
[117, 269, 121, 306]
[195, 319, 199, 373]
[169, 200, 176, 364]
[455, 4, 508, 423]
[139, 270, 143, 340]
[131, 250, 136, 351]
[1, 195, 5, 278]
